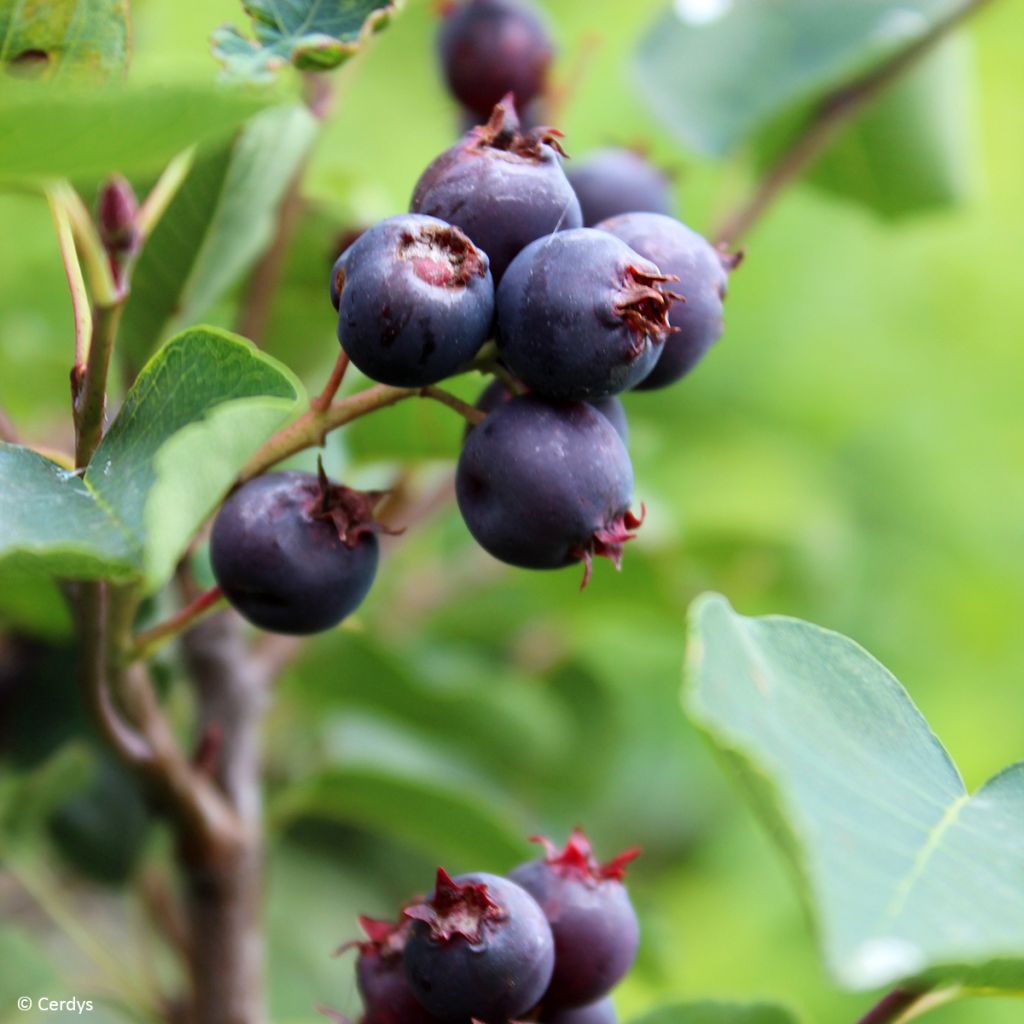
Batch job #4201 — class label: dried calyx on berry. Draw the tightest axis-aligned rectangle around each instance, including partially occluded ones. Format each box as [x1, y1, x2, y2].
[411, 93, 582, 283]
[509, 829, 641, 1010]
[403, 868, 555, 1023]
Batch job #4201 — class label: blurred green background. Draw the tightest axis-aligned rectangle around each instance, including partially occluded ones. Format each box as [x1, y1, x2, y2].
[1, 0, 1023, 1021]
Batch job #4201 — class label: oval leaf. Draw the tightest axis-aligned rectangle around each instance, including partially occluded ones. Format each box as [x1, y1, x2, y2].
[686, 593, 1024, 991]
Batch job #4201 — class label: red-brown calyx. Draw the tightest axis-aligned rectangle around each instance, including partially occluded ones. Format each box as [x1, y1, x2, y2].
[404, 868, 505, 944]
[312, 459, 400, 549]
[334, 914, 409, 959]
[571, 505, 646, 589]
[400, 224, 487, 287]
[615, 267, 682, 357]
[530, 827, 640, 883]
[469, 92, 568, 160]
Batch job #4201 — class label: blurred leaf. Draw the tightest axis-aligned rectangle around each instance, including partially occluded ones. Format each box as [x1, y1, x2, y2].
[634, 0, 965, 157]
[212, 0, 399, 83]
[345, 391, 465, 463]
[86, 326, 304, 590]
[0, 565, 71, 638]
[0, 743, 93, 844]
[0, 84, 267, 182]
[686, 593, 1024, 991]
[0, 0, 130, 81]
[121, 103, 318, 370]
[806, 36, 974, 216]
[0, 927, 59, 1014]
[271, 764, 529, 867]
[0, 444, 136, 582]
[630, 1002, 799, 1024]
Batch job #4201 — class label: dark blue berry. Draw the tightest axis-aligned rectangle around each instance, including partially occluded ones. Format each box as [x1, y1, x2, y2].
[456, 396, 643, 586]
[542, 997, 617, 1024]
[567, 148, 673, 227]
[411, 96, 582, 282]
[339, 916, 443, 1024]
[210, 469, 382, 635]
[332, 214, 494, 387]
[439, 0, 553, 119]
[495, 228, 678, 400]
[596, 212, 741, 390]
[470, 378, 629, 444]
[403, 868, 555, 1023]
[509, 830, 640, 1010]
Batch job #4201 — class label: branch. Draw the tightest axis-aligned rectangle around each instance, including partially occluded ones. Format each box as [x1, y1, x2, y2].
[74, 300, 124, 468]
[241, 381, 483, 481]
[714, 0, 997, 246]
[129, 586, 225, 663]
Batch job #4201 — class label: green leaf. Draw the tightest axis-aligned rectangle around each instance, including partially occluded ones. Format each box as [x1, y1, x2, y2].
[634, 0, 964, 158]
[807, 36, 974, 217]
[629, 1002, 800, 1024]
[271, 765, 529, 868]
[121, 103, 319, 370]
[0, 329, 302, 593]
[686, 593, 1024, 991]
[0, 444, 136, 580]
[0, 84, 268, 182]
[212, 0, 400, 83]
[87, 326, 304, 590]
[0, 0, 130, 81]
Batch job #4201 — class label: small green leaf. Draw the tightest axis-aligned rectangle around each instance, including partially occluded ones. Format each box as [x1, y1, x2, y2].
[0, 0, 130, 81]
[87, 326, 305, 591]
[630, 1002, 800, 1024]
[212, 0, 400, 83]
[0, 84, 268, 182]
[121, 103, 319, 370]
[634, 0, 964, 157]
[0, 444, 136, 580]
[271, 765, 529, 868]
[686, 593, 1024, 991]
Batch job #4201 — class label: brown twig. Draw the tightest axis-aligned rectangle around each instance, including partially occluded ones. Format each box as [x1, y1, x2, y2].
[714, 0, 997, 247]
[856, 988, 929, 1024]
[129, 586, 225, 662]
[311, 350, 350, 412]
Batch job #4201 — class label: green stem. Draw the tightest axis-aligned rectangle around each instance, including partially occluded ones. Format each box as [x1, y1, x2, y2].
[74, 300, 124, 468]
[135, 148, 195, 242]
[129, 586, 226, 663]
[46, 185, 93, 376]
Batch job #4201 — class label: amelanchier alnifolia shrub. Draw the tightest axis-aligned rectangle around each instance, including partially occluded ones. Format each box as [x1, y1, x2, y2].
[211, 0, 739, 634]
[332, 830, 640, 1024]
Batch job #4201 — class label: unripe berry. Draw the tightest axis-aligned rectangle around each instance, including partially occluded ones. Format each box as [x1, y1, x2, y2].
[509, 830, 640, 1009]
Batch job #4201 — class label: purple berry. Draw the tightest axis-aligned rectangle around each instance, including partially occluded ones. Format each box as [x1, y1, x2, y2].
[542, 997, 617, 1024]
[509, 830, 640, 1009]
[403, 868, 555, 1023]
[210, 468, 383, 635]
[456, 395, 643, 586]
[567, 148, 673, 227]
[338, 916, 443, 1024]
[331, 214, 494, 387]
[596, 212, 742, 390]
[411, 95, 582, 282]
[495, 228, 678, 400]
[470, 378, 629, 445]
[438, 0, 554, 119]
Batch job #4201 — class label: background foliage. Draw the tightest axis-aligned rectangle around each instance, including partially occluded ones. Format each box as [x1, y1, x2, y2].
[1, 0, 1022, 1021]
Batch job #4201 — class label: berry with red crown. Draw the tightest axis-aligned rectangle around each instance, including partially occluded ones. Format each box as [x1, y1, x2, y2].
[403, 868, 555, 1023]
[509, 830, 640, 1009]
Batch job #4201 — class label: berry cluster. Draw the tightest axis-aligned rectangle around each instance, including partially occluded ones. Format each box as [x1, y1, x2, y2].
[208, 0, 740, 634]
[331, 830, 639, 1024]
